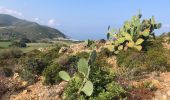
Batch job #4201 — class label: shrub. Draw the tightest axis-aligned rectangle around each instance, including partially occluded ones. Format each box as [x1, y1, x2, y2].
[20, 68, 37, 84]
[63, 74, 83, 100]
[43, 64, 64, 85]
[25, 49, 43, 58]
[98, 47, 114, 57]
[146, 48, 170, 71]
[41, 46, 61, 64]
[25, 58, 47, 75]
[0, 48, 23, 59]
[11, 41, 27, 48]
[75, 51, 89, 59]
[96, 82, 126, 100]
[117, 49, 144, 69]
[0, 67, 13, 77]
[20, 37, 31, 43]
[20, 58, 47, 84]
[117, 39, 170, 72]
[63, 51, 126, 99]
[43, 54, 81, 85]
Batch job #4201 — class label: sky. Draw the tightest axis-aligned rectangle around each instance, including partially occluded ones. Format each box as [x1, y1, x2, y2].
[0, 0, 170, 40]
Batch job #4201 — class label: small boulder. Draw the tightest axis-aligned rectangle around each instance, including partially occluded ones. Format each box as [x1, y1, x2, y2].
[59, 47, 68, 54]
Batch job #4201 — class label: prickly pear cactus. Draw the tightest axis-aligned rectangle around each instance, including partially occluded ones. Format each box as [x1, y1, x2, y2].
[59, 50, 96, 97]
[59, 71, 71, 81]
[107, 12, 161, 54]
[78, 58, 89, 76]
[81, 80, 93, 96]
[85, 39, 95, 48]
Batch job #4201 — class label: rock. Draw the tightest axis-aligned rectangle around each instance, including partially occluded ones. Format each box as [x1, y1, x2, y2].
[162, 95, 167, 100]
[21, 81, 28, 87]
[13, 73, 19, 79]
[167, 90, 170, 96]
[22, 90, 28, 94]
[59, 47, 68, 54]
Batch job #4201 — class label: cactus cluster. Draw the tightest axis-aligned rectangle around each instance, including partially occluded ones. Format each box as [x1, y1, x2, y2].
[107, 12, 161, 54]
[59, 50, 97, 96]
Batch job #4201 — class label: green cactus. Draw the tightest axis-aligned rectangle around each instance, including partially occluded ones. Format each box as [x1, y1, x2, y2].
[59, 71, 71, 81]
[77, 50, 96, 96]
[59, 50, 96, 97]
[107, 12, 161, 53]
[81, 80, 93, 96]
[78, 58, 89, 76]
[88, 50, 97, 65]
[85, 39, 95, 48]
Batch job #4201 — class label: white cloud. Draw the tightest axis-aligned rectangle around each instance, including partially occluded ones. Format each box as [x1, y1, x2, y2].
[48, 19, 56, 26]
[33, 18, 40, 21]
[0, 6, 23, 16]
[47, 19, 60, 26]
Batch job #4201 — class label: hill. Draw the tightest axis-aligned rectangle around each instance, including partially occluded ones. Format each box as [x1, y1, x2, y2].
[0, 14, 66, 40]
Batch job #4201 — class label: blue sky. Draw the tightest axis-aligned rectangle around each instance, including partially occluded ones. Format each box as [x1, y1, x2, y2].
[0, 0, 170, 40]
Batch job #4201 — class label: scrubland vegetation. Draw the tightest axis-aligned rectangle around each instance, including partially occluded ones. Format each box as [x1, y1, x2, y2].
[1, 13, 170, 100]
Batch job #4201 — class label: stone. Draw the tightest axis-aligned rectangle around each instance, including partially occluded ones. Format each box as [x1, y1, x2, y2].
[59, 47, 68, 54]
[13, 73, 19, 79]
[22, 81, 28, 87]
[162, 95, 167, 100]
[23, 90, 28, 94]
[167, 90, 170, 96]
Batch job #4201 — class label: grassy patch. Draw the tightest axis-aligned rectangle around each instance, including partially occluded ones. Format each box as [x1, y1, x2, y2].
[0, 41, 11, 48]
[21, 43, 54, 53]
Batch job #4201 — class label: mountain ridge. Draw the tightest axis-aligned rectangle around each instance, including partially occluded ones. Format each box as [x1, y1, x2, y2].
[0, 14, 66, 40]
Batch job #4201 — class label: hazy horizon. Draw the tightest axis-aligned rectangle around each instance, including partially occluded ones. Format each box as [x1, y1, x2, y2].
[1, 0, 170, 40]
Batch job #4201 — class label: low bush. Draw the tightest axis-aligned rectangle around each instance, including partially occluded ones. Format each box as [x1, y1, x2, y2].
[0, 48, 23, 59]
[43, 64, 64, 85]
[63, 52, 126, 100]
[117, 39, 170, 72]
[43, 54, 80, 85]
[98, 47, 114, 57]
[0, 67, 13, 77]
[11, 41, 27, 48]
[40, 46, 61, 64]
[75, 51, 89, 59]
[20, 68, 37, 84]
[24, 49, 43, 58]
[20, 58, 47, 84]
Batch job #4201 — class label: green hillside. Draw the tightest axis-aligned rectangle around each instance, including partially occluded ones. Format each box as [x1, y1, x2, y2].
[0, 14, 66, 40]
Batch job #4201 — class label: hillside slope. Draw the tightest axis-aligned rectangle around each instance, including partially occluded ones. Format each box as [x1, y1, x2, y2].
[0, 14, 66, 40]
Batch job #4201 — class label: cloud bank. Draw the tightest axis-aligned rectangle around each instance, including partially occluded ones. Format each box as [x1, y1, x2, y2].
[0, 6, 23, 16]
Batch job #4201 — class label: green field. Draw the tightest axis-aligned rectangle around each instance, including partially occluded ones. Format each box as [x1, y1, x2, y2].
[21, 43, 54, 53]
[0, 40, 78, 53]
[0, 41, 11, 48]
